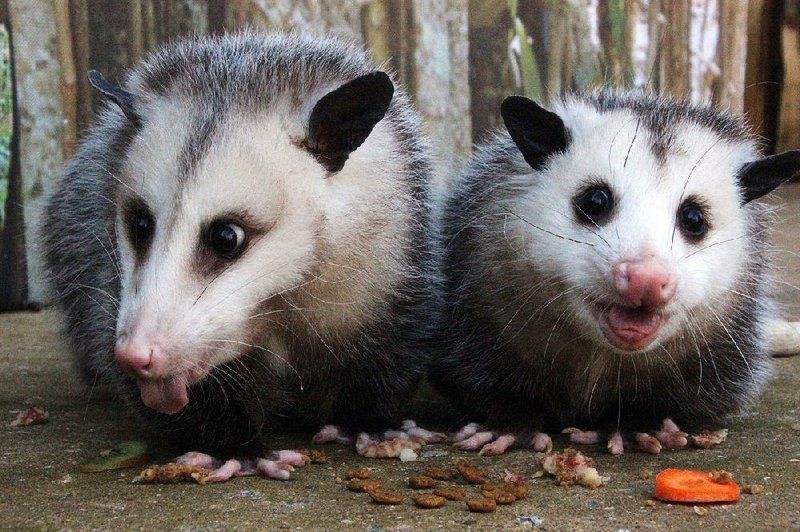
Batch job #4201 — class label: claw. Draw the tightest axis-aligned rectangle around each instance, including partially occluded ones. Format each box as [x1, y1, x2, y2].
[607, 431, 625, 455]
[531, 432, 553, 453]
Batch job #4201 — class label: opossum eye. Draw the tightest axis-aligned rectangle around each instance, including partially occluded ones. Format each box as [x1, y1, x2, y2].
[127, 206, 154, 252]
[207, 221, 246, 259]
[678, 201, 707, 239]
[574, 186, 613, 225]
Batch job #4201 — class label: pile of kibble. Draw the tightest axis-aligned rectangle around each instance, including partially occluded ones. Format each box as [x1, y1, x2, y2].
[345, 459, 529, 513]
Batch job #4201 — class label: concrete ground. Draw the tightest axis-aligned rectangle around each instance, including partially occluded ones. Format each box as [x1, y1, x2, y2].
[2, 185, 800, 531]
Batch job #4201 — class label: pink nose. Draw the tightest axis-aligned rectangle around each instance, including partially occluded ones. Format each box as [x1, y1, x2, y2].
[612, 256, 676, 309]
[115, 333, 161, 378]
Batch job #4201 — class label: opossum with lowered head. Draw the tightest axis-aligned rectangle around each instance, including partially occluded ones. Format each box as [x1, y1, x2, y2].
[431, 91, 800, 455]
[41, 32, 441, 479]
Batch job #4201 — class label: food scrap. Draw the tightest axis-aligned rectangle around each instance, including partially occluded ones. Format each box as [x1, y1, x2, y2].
[412, 494, 446, 509]
[368, 487, 404, 505]
[408, 475, 437, 489]
[743, 484, 764, 495]
[456, 459, 489, 484]
[690, 428, 728, 449]
[81, 441, 150, 473]
[426, 467, 457, 481]
[297, 448, 329, 464]
[653, 468, 740, 503]
[347, 479, 382, 492]
[10, 406, 49, 427]
[434, 486, 466, 501]
[693, 505, 709, 516]
[345, 468, 370, 480]
[356, 433, 422, 459]
[466, 497, 497, 513]
[134, 463, 209, 484]
[540, 448, 605, 489]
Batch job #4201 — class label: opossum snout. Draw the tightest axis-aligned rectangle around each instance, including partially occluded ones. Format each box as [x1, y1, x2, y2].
[115, 332, 163, 378]
[612, 256, 676, 309]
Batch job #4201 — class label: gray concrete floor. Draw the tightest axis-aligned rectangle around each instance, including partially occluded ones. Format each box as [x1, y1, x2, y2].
[1, 185, 799, 530]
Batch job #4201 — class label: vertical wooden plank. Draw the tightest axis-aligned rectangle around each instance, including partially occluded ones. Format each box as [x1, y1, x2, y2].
[69, 0, 93, 132]
[0, 0, 27, 310]
[54, 0, 77, 159]
[410, 0, 471, 178]
[8, 0, 67, 303]
[777, 22, 800, 153]
[661, 0, 691, 97]
[714, 0, 748, 113]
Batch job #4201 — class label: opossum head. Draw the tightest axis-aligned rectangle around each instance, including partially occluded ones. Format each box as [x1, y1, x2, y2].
[501, 93, 800, 354]
[90, 68, 395, 414]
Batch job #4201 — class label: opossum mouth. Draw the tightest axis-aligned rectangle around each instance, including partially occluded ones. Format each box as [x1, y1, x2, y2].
[137, 364, 208, 415]
[594, 303, 665, 352]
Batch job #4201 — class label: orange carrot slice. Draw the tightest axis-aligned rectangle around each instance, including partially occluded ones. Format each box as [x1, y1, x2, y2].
[654, 468, 740, 503]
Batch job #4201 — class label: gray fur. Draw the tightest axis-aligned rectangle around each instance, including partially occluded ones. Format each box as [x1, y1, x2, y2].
[42, 32, 440, 455]
[431, 92, 777, 433]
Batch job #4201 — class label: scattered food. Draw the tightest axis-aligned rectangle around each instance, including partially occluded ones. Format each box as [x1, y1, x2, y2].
[368, 487, 403, 505]
[409, 475, 437, 489]
[399, 448, 418, 462]
[356, 433, 422, 459]
[540, 448, 605, 489]
[134, 463, 209, 484]
[690, 429, 728, 449]
[644, 499, 657, 508]
[297, 449, 329, 464]
[466, 497, 497, 513]
[10, 406, 49, 427]
[433, 486, 466, 501]
[345, 468, 370, 480]
[503, 470, 526, 483]
[425, 467, 457, 481]
[81, 441, 150, 473]
[640, 469, 654, 480]
[456, 459, 489, 484]
[653, 469, 740, 503]
[347, 479, 383, 493]
[693, 505, 709, 516]
[743, 484, 764, 495]
[412, 494, 446, 509]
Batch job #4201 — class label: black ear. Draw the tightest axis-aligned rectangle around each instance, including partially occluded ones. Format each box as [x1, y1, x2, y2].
[306, 71, 394, 173]
[738, 150, 800, 203]
[501, 96, 568, 170]
[88, 70, 141, 127]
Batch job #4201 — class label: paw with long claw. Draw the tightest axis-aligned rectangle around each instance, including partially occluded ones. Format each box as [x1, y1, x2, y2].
[175, 449, 307, 482]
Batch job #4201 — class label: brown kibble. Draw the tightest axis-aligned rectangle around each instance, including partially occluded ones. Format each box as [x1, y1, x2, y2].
[456, 459, 488, 484]
[297, 449, 328, 464]
[134, 463, 209, 485]
[640, 469, 654, 480]
[494, 492, 516, 505]
[505, 480, 529, 500]
[466, 497, 497, 513]
[425, 467, 457, 481]
[409, 475, 438, 489]
[744, 484, 764, 495]
[345, 468, 370, 480]
[347, 479, 382, 492]
[412, 494, 446, 509]
[368, 488, 403, 505]
[644, 499, 657, 508]
[434, 486, 466, 501]
[709, 470, 734, 483]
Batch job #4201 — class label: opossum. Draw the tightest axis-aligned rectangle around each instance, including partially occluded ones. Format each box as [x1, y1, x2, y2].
[41, 32, 441, 479]
[430, 91, 800, 455]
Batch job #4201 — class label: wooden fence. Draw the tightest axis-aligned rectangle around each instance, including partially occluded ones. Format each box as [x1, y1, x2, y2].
[0, 0, 795, 309]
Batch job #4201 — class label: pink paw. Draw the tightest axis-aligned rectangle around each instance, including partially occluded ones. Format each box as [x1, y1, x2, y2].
[478, 434, 516, 456]
[312, 425, 354, 445]
[531, 432, 553, 453]
[175, 449, 306, 482]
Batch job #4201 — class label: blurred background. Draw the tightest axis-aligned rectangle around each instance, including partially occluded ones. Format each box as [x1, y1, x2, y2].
[0, 0, 798, 310]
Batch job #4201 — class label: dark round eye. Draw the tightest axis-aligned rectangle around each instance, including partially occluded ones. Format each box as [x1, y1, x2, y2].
[575, 186, 614, 224]
[207, 221, 246, 259]
[130, 210, 154, 245]
[679, 202, 707, 239]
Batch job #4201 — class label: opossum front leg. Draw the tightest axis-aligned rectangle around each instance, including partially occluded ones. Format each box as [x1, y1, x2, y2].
[451, 423, 552, 456]
[176, 450, 308, 482]
[567, 418, 687, 455]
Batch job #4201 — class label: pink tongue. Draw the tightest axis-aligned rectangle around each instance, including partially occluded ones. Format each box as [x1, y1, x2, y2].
[606, 305, 662, 343]
[138, 374, 189, 414]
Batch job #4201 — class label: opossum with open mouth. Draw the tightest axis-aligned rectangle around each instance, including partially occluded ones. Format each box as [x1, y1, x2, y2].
[431, 91, 800, 455]
[41, 32, 441, 480]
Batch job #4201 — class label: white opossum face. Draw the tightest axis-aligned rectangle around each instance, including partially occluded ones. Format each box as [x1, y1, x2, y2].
[501, 95, 798, 354]
[97, 71, 398, 414]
